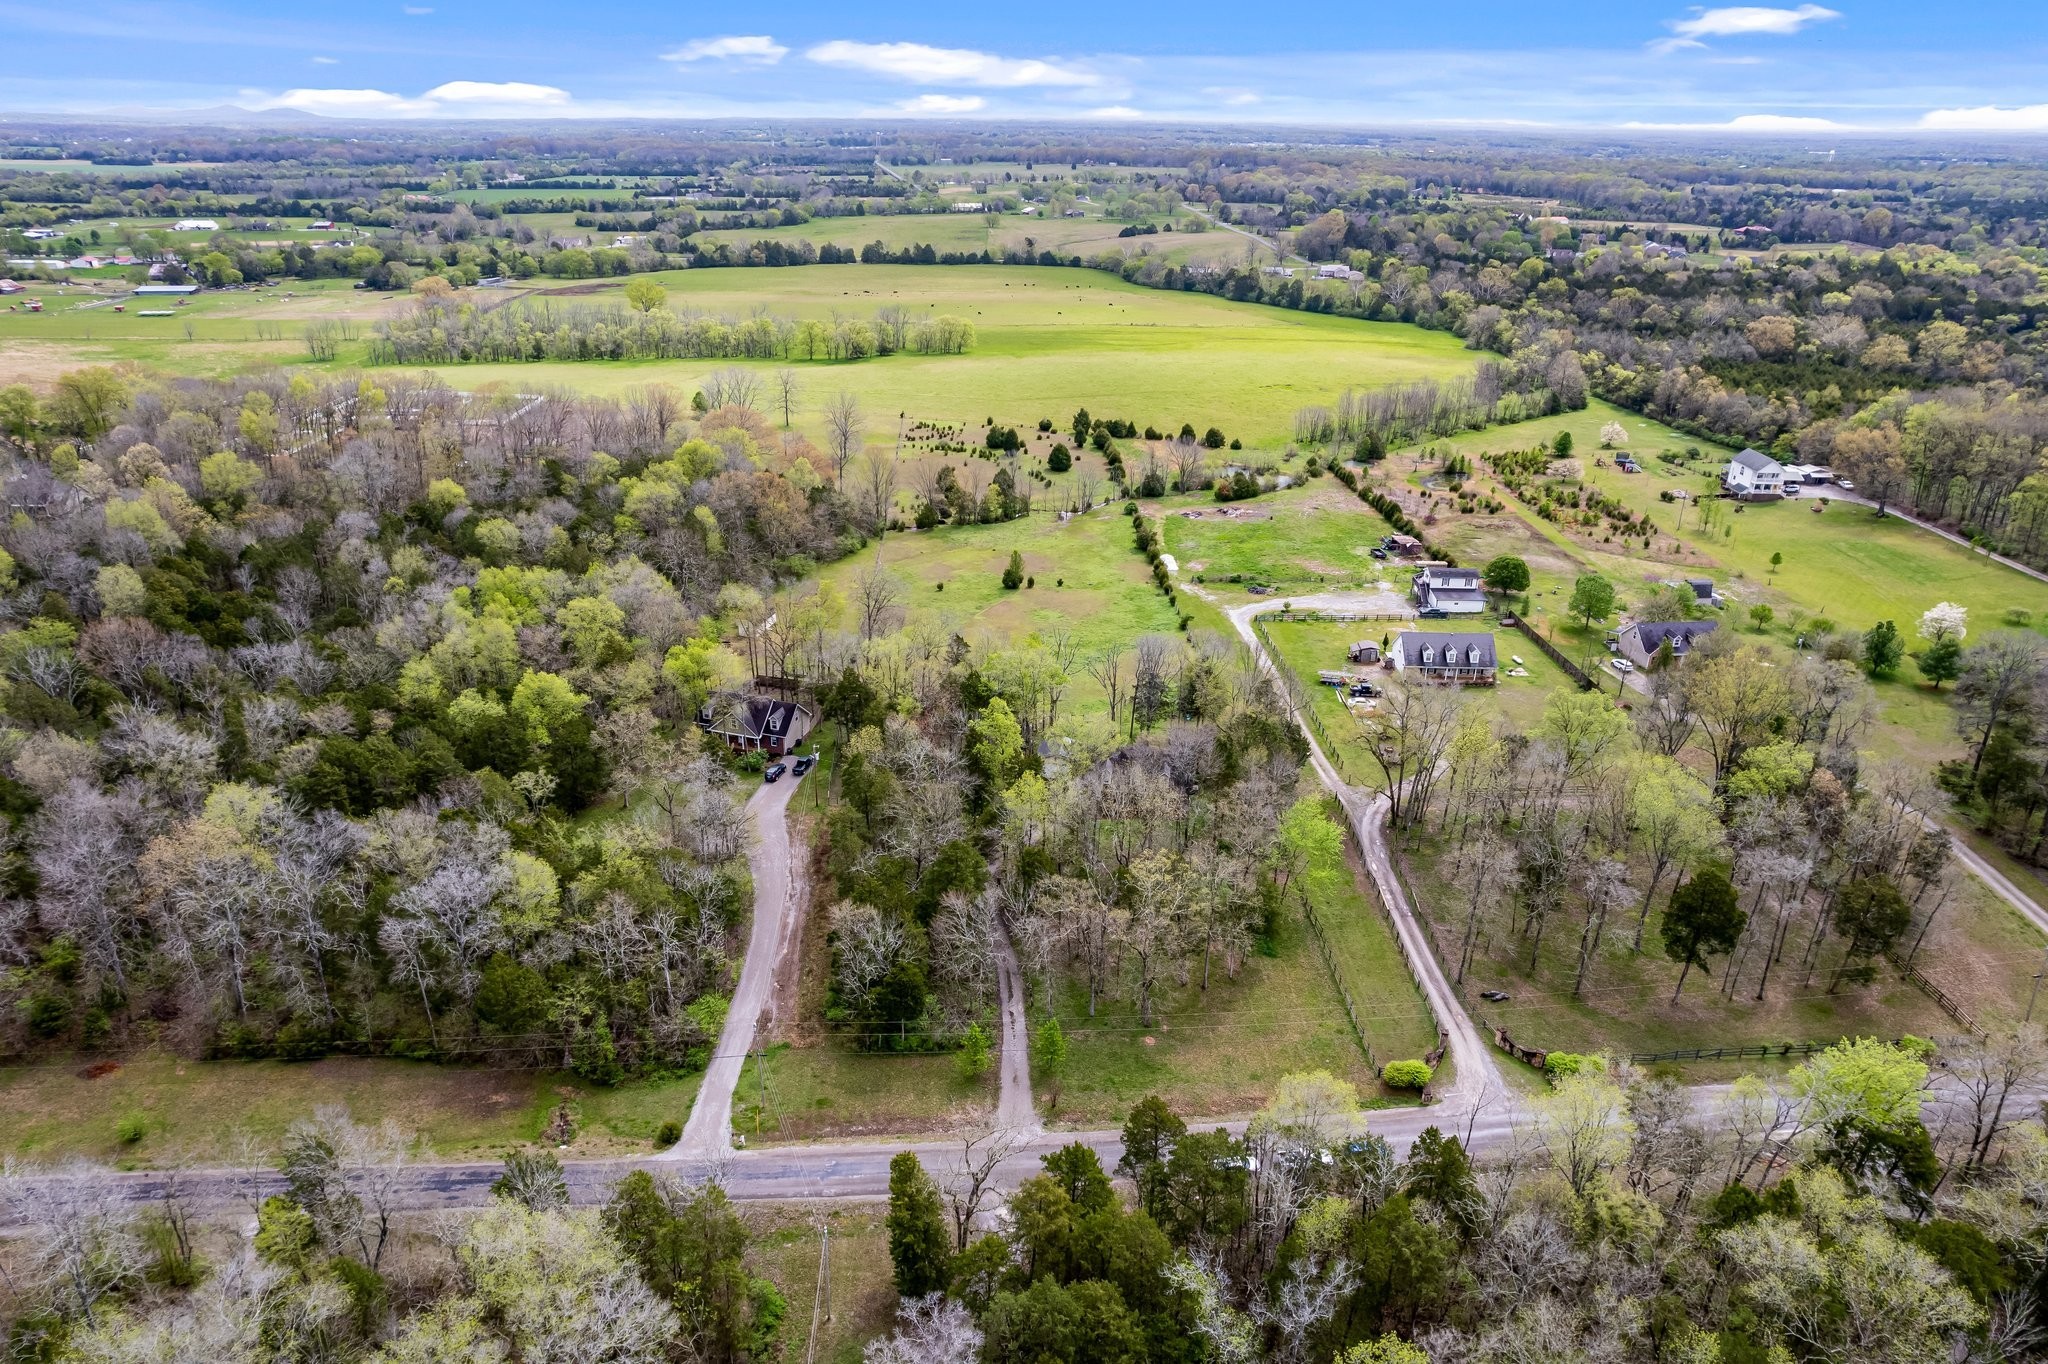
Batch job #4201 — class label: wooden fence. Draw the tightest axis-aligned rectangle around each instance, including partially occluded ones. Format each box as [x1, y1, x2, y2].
[1502, 612, 1597, 691]
[1886, 950, 1988, 1039]
[1253, 615, 1352, 780]
[1299, 896, 1378, 1071]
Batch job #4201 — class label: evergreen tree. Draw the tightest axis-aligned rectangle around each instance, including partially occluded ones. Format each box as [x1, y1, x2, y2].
[886, 1151, 953, 1297]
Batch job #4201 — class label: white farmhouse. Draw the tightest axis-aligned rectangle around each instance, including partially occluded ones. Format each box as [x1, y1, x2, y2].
[172, 219, 220, 232]
[1413, 565, 1486, 615]
[1722, 448, 1785, 500]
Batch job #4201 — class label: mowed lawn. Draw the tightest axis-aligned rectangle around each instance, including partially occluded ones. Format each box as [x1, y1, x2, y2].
[1259, 614, 1579, 785]
[384, 266, 1477, 446]
[0, 1055, 702, 1165]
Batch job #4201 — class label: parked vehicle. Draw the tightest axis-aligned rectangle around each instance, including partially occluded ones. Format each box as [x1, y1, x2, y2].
[1369, 547, 1388, 560]
[1480, 990, 1511, 1003]
[763, 762, 787, 782]
[1837, 478, 1855, 489]
[793, 755, 815, 776]
[1611, 657, 1634, 672]
[1418, 607, 1448, 619]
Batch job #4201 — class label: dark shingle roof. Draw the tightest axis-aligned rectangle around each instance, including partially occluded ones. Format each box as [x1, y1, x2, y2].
[1394, 631, 1497, 669]
[1628, 620, 1719, 656]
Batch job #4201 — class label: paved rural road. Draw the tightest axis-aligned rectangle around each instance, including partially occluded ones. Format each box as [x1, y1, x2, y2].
[665, 772, 802, 1159]
[31, 576, 2047, 1218]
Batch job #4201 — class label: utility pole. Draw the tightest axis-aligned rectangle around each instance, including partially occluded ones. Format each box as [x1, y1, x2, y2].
[2026, 944, 2047, 1025]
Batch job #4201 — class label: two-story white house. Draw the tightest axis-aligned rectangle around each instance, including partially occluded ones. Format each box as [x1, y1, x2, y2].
[1413, 565, 1487, 615]
[1722, 448, 1786, 500]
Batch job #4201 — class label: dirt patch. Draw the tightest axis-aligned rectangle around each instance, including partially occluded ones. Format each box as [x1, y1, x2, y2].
[80, 1060, 122, 1080]
[0, 341, 105, 389]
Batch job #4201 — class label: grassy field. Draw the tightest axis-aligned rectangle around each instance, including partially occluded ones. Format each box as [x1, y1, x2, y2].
[4, 264, 1478, 447]
[1404, 400, 2048, 635]
[0, 276, 408, 378]
[1165, 479, 1403, 593]
[738, 1044, 978, 1144]
[812, 504, 1196, 719]
[0, 1055, 702, 1166]
[691, 212, 1248, 269]
[383, 266, 1475, 446]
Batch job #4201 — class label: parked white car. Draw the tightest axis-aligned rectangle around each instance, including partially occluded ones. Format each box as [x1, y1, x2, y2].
[1611, 657, 1635, 672]
[1836, 478, 1855, 489]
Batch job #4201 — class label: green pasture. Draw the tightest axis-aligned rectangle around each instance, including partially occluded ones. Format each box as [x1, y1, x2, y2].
[399, 265, 1476, 445]
[689, 213, 1245, 269]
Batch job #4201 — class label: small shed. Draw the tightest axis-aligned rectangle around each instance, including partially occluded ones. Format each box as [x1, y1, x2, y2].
[1348, 640, 1381, 664]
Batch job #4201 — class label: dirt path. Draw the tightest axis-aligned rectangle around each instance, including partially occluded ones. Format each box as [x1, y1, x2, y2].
[992, 915, 1038, 1131]
[666, 773, 802, 1158]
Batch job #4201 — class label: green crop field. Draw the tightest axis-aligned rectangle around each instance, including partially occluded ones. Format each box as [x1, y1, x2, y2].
[4, 265, 1475, 445]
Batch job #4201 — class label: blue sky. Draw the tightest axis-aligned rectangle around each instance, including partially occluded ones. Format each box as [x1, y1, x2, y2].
[4, 1, 2048, 132]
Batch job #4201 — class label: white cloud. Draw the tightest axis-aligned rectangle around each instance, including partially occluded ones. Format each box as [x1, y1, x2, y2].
[253, 80, 571, 117]
[1622, 112, 1850, 131]
[401, 6, 431, 13]
[662, 34, 787, 65]
[263, 87, 433, 115]
[310, 55, 338, 65]
[1085, 105, 1146, 120]
[1203, 86, 1261, 106]
[1673, 4, 1839, 37]
[896, 93, 986, 114]
[805, 40, 1098, 88]
[1724, 112, 1844, 130]
[1651, 4, 1839, 54]
[421, 80, 570, 105]
[1918, 103, 2048, 132]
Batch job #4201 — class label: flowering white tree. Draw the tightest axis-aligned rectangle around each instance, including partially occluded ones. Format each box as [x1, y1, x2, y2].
[1598, 420, 1628, 448]
[1917, 601, 1968, 644]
